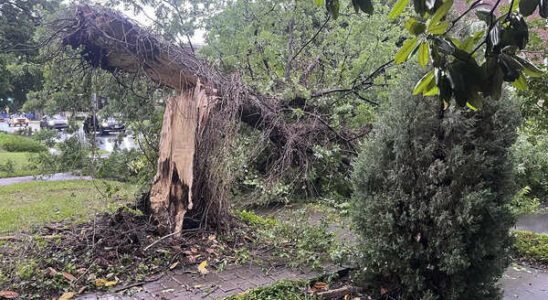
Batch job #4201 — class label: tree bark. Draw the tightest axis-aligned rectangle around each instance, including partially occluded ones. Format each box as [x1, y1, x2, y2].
[149, 82, 210, 235]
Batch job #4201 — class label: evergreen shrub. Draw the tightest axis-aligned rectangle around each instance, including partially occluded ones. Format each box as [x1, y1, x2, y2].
[352, 75, 521, 299]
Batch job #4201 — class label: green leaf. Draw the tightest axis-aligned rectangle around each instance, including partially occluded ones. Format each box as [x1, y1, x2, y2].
[429, 0, 453, 25]
[459, 31, 484, 52]
[413, 70, 435, 95]
[423, 86, 439, 96]
[405, 18, 426, 35]
[418, 42, 430, 67]
[466, 92, 483, 111]
[514, 56, 545, 77]
[519, 0, 539, 16]
[315, 0, 325, 7]
[499, 54, 523, 81]
[326, 0, 340, 19]
[511, 73, 528, 91]
[389, 0, 410, 19]
[395, 37, 419, 64]
[359, 0, 374, 14]
[541, 0, 548, 17]
[413, 0, 428, 15]
[427, 20, 449, 34]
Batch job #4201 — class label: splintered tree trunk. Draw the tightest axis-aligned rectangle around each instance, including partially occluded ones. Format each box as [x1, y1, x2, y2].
[149, 82, 212, 235]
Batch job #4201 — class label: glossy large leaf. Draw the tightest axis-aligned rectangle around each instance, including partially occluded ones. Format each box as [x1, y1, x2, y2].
[488, 22, 502, 51]
[405, 18, 426, 35]
[481, 57, 504, 100]
[511, 73, 528, 91]
[520, 0, 540, 16]
[541, 0, 548, 17]
[507, 13, 529, 49]
[427, 20, 449, 34]
[418, 42, 430, 67]
[430, 0, 453, 25]
[514, 56, 545, 77]
[499, 54, 522, 82]
[389, 0, 410, 19]
[414, 0, 428, 15]
[358, 0, 374, 14]
[467, 91, 483, 111]
[395, 37, 419, 63]
[431, 36, 455, 55]
[447, 63, 467, 106]
[413, 70, 435, 95]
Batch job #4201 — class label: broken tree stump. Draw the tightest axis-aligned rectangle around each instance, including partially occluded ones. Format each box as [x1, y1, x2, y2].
[149, 81, 210, 235]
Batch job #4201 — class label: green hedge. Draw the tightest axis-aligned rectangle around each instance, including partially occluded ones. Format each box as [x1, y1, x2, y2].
[0, 133, 47, 153]
[514, 230, 548, 265]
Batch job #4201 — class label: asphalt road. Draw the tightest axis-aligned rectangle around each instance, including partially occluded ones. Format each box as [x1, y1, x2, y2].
[0, 120, 136, 153]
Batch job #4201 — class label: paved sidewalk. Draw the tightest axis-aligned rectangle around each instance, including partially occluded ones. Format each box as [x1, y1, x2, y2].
[0, 172, 92, 186]
[78, 264, 328, 300]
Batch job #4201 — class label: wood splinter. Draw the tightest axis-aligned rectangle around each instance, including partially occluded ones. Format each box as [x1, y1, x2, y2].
[149, 80, 210, 235]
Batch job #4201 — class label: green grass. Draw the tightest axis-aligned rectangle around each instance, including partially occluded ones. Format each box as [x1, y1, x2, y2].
[0, 180, 138, 233]
[0, 133, 47, 152]
[0, 152, 39, 178]
[514, 230, 548, 265]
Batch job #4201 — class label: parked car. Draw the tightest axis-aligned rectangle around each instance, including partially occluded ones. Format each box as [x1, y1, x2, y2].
[0, 113, 7, 122]
[40, 115, 69, 130]
[83, 115, 125, 135]
[8, 115, 29, 127]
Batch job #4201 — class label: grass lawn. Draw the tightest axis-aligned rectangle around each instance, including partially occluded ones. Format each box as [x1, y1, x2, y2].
[0, 151, 39, 178]
[0, 180, 139, 233]
[0, 133, 46, 153]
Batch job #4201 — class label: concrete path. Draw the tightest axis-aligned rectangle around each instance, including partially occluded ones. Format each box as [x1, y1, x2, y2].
[0, 173, 92, 186]
[502, 265, 548, 300]
[503, 213, 548, 300]
[515, 213, 548, 234]
[78, 264, 329, 300]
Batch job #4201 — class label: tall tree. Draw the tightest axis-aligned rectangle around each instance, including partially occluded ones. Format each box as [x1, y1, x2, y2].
[0, 0, 59, 109]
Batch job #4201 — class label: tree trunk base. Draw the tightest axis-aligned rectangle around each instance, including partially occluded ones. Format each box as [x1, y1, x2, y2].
[148, 82, 212, 235]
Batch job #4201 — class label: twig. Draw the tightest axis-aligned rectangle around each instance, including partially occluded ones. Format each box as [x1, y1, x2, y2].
[291, 16, 330, 62]
[202, 285, 220, 298]
[445, 0, 482, 34]
[316, 285, 359, 299]
[143, 232, 179, 251]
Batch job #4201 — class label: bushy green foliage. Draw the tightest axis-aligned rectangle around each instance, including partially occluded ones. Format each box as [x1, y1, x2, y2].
[0, 133, 47, 153]
[352, 73, 521, 299]
[514, 231, 548, 265]
[511, 186, 541, 216]
[223, 279, 318, 300]
[513, 127, 548, 204]
[32, 128, 59, 148]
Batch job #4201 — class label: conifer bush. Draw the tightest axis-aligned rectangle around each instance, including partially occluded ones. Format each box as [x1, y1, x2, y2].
[352, 74, 521, 300]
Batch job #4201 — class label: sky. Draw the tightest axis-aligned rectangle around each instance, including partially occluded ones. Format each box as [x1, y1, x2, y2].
[87, 0, 206, 44]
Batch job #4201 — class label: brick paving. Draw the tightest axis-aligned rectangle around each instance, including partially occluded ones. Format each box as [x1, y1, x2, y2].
[77, 263, 330, 300]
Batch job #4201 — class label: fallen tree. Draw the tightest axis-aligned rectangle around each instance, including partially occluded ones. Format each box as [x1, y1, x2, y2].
[54, 4, 377, 234]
